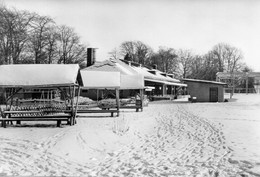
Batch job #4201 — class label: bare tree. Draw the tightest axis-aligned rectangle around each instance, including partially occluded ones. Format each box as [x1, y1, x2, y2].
[0, 6, 35, 64]
[0, 5, 89, 65]
[134, 41, 153, 65]
[120, 40, 153, 64]
[45, 26, 59, 63]
[57, 25, 87, 64]
[211, 43, 243, 73]
[211, 43, 244, 98]
[212, 43, 227, 72]
[29, 15, 54, 63]
[120, 41, 136, 62]
[189, 55, 205, 79]
[224, 45, 243, 73]
[108, 47, 121, 60]
[151, 46, 178, 73]
[177, 49, 194, 78]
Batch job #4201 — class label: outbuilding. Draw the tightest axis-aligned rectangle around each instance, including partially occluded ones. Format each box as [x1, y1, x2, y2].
[182, 78, 227, 102]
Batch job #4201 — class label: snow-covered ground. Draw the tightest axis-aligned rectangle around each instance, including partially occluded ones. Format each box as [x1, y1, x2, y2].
[0, 94, 259, 176]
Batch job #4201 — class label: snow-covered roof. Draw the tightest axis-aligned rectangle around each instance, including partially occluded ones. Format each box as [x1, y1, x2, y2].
[144, 78, 187, 87]
[118, 60, 187, 87]
[83, 59, 138, 75]
[80, 70, 120, 89]
[131, 65, 181, 83]
[0, 64, 80, 87]
[82, 59, 144, 89]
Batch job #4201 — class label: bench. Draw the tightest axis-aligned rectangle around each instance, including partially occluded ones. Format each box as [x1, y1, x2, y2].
[76, 109, 119, 117]
[0, 117, 69, 128]
[120, 101, 143, 112]
[120, 105, 142, 112]
[1, 110, 72, 128]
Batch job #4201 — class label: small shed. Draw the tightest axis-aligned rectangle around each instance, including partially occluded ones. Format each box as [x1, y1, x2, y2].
[182, 78, 226, 102]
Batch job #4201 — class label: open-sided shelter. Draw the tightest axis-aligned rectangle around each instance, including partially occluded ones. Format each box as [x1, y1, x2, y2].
[0, 64, 80, 127]
[77, 70, 121, 117]
[82, 59, 145, 111]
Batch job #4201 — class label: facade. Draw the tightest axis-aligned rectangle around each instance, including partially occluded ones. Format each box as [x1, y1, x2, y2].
[121, 60, 187, 100]
[182, 79, 226, 102]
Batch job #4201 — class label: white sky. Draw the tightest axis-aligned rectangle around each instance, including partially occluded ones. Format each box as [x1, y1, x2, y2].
[4, 0, 260, 71]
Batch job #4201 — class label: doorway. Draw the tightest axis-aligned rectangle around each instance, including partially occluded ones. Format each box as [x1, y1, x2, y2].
[209, 87, 218, 102]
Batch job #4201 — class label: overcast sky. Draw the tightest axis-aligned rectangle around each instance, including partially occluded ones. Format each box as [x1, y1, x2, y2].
[4, 0, 260, 71]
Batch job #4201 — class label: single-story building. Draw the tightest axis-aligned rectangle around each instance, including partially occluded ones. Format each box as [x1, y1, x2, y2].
[182, 78, 227, 102]
[122, 60, 187, 100]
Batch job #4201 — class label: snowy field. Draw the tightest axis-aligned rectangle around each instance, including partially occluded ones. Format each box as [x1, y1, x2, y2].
[0, 94, 260, 176]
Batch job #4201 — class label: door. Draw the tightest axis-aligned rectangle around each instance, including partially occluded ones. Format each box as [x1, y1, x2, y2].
[209, 87, 218, 102]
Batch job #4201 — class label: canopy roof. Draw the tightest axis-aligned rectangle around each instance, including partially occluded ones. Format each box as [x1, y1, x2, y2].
[80, 70, 120, 89]
[182, 78, 227, 85]
[0, 64, 80, 87]
[145, 78, 187, 87]
[82, 59, 144, 89]
[130, 65, 184, 86]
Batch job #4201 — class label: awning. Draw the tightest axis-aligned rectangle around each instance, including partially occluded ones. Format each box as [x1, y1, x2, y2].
[0, 64, 80, 87]
[145, 78, 187, 87]
[164, 81, 187, 87]
[80, 70, 120, 89]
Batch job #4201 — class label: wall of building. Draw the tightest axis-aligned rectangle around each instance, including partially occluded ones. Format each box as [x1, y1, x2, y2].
[185, 81, 225, 102]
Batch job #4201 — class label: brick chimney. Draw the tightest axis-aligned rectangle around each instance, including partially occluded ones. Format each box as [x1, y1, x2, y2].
[87, 48, 96, 67]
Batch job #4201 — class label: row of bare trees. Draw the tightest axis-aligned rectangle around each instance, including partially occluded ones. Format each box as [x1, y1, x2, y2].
[0, 5, 88, 65]
[1, 5, 249, 83]
[110, 41, 249, 81]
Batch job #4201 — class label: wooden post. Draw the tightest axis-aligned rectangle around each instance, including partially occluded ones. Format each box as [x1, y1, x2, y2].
[68, 86, 71, 104]
[162, 84, 166, 96]
[170, 86, 173, 100]
[74, 85, 80, 124]
[70, 86, 76, 125]
[246, 76, 249, 94]
[140, 89, 144, 112]
[97, 89, 99, 100]
[115, 88, 120, 116]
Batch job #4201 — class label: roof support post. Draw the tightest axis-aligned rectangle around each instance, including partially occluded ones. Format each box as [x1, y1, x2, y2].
[115, 88, 120, 116]
[74, 85, 80, 123]
[246, 76, 249, 94]
[162, 84, 166, 96]
[170, 86, 173, 99]
[70, 85, 76, 125]
[140, 89, 144, 112]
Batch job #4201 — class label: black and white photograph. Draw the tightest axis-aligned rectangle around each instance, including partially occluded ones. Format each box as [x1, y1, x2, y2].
[0, 0, 260, 176]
